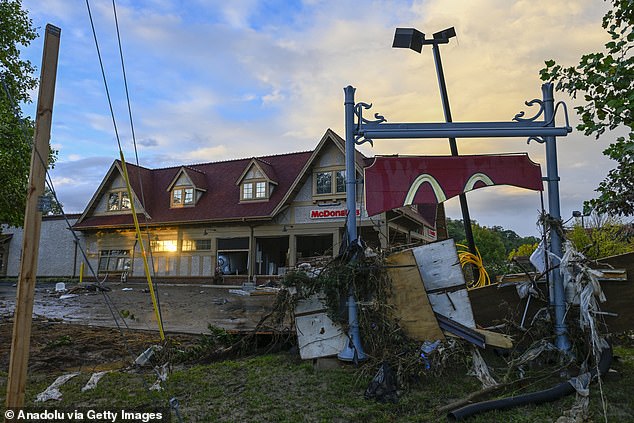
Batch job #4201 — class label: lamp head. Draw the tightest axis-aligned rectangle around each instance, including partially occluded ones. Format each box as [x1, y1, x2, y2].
[432, 27, 456, 41]
[392, 28, 425, 53]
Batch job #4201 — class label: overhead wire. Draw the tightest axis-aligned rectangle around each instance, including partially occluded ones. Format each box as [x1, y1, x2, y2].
[1, 69, 143, 380]
[110, 0, 164, 327]
[85, 0, 165, 340]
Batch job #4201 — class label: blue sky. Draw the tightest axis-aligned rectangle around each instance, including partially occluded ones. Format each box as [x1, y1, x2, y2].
[19, 0, 619, 236]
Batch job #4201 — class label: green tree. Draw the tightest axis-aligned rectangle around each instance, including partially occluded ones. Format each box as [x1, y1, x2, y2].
[508, 242, 539, 261]
[540, 0, 633, 216]
[567, 217, 634, 260]
[0, 0, 44, 228]
[445, 217, 466, 243]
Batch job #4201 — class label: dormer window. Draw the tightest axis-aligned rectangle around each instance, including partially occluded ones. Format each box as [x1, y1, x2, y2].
[171, 186, 195, 207]
[166, 167, 207, 209]
[242, 180, 269, 200]
[314, 169, 346, 197]
[107, 190, 131, 211]
[237, 159, 277, 202]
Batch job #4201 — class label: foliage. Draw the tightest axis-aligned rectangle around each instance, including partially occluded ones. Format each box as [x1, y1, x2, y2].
[507, 242, 539, 261]
[0, 0, 36, 227]
[0, 0, 59, 228]
[447, 218, 539, 278]
[42, 185, 63, 215]
[540, 0, 634, 216]
[567, 222, 634, 259]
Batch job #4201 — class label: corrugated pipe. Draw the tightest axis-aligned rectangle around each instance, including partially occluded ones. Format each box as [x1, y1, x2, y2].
[447, 343, 612, 421]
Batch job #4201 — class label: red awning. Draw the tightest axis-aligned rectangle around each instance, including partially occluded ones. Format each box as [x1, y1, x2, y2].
[364, 154, 543, 216]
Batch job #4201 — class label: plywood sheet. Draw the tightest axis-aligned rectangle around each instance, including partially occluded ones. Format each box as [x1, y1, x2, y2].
[386, 249, 445, 341]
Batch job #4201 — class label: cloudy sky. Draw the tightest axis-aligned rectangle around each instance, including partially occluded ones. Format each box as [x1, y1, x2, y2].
[19, 0, 619, 236]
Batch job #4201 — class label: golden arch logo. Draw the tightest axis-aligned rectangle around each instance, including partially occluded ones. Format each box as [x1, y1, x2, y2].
[403, 174, 447, 206]
[463, 173, 495, 191]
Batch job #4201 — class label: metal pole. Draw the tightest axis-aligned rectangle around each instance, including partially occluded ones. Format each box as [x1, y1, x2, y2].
[542, 83, 570, 352]
[339, 85, 367, 362]
[431, 43, 477, 255]
[344, 85, 357, 243]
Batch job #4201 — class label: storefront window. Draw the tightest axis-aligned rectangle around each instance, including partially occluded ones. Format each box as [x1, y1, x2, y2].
[98, 250, 131, 272]
[217, 237, 249, 275]
[182, 239, 212, 251]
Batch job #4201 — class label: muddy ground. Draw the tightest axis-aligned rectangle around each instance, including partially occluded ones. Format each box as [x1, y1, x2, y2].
[0, 319, 202, 374]
[0, 281, 281, 374]
[0, 281, 279, 334]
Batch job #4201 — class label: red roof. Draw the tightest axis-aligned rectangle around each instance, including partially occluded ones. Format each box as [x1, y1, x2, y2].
[74, 151, 313, 229]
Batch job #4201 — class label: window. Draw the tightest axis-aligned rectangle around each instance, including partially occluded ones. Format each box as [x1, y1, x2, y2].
[98, 250, 131, 272]
[182, 239, 212, 251]
[256, 181, 266, 198]
[217, 237, 249, 275]
[241, 181, 269, 201]
[107, 191, 131, 211]
[150, 240, 178, 252]
[314, 169, 346, 196]
[171, 187, 195, 207]
[243, 183, 254, 199]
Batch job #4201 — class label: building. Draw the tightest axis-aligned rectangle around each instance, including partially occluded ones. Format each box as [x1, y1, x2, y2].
[3, 129, 437, 282]
[1, 214, 83, 278]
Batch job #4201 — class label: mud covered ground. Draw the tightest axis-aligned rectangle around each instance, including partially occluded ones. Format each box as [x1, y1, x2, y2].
[0, 318, 201, 374]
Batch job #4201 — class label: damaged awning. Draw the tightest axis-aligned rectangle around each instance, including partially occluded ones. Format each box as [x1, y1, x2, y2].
[364, 154, 543, 216]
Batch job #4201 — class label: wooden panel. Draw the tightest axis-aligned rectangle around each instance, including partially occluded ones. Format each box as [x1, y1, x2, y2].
[386, 249, 445, 341]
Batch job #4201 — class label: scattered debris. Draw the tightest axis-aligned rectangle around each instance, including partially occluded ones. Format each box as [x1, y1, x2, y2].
[294, 295, 347, 360]
[134, 345, 162, 366]
[35, 372, 80, 402]
[364, 362, 398, 403]
[150, 363, 169, 391]
[468, 348, 498, 389]
[55, 282, 66, 292]
[59, 294, 79, 300]
[81, 371, 110, 392]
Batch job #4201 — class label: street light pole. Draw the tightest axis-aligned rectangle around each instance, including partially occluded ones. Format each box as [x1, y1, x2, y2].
[393, 27, 477, 257]
[430, 39, 477, 257]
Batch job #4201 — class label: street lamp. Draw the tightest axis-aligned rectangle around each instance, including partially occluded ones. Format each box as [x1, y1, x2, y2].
[392, 27, 477, 258]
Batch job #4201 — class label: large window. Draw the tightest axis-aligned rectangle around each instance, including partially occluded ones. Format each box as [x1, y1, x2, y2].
[150, 240, 178, 252]
[241, 181, 268, 200]
[107, 191, 131, 211]
[98, 250, 131, 272]
[182, 239, 212, 251]
[171, 187, 195, 207]
[314, 170, 346, 196]
[217, 237, 249, 275]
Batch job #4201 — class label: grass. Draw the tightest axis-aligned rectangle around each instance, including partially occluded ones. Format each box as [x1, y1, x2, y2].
[1, 343, 633, 422]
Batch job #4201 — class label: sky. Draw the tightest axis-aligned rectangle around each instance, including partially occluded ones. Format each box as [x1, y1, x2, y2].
[18, 0, 621, 237]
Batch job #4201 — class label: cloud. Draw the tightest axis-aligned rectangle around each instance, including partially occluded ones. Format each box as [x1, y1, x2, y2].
[19, 0, 618, 236]
[138, 137, 158, 147]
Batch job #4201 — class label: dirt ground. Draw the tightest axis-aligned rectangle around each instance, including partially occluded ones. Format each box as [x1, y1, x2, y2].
[0, 280, 282, 374]
[0, 281, 279, 334]
[0, 319, 202, 374]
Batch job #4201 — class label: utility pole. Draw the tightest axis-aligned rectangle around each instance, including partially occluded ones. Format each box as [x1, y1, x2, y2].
[6, 24, 61, 414]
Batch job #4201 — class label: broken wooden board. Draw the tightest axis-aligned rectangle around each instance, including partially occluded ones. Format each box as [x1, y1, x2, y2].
[385, 249, 445, 341]
[294, 295, 348, 360]
[412, 239, 476, 328]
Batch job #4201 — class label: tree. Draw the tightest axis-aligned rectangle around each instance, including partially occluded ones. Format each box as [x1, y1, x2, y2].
[508, 242, 539, 261]
[567, 214, 634, 259]
[0, 0, 49, 228]
[540, 0, 633, 216]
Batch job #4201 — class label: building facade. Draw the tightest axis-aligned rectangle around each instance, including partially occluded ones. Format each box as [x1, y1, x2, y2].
[1, 215, 83, 278]
[3, 130, 437, 283]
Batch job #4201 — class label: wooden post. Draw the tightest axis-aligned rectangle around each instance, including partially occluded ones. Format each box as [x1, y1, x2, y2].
[5, 24, 61, 414]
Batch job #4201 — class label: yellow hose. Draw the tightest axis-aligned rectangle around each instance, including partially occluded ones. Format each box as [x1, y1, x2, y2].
[456, 243, 491, 289]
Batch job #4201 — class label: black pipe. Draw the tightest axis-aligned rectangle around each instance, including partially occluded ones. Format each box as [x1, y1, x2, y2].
[447, 344, 612, 421]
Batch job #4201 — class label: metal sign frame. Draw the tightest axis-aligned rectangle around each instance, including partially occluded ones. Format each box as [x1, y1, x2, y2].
[343, 82, 572, 352]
